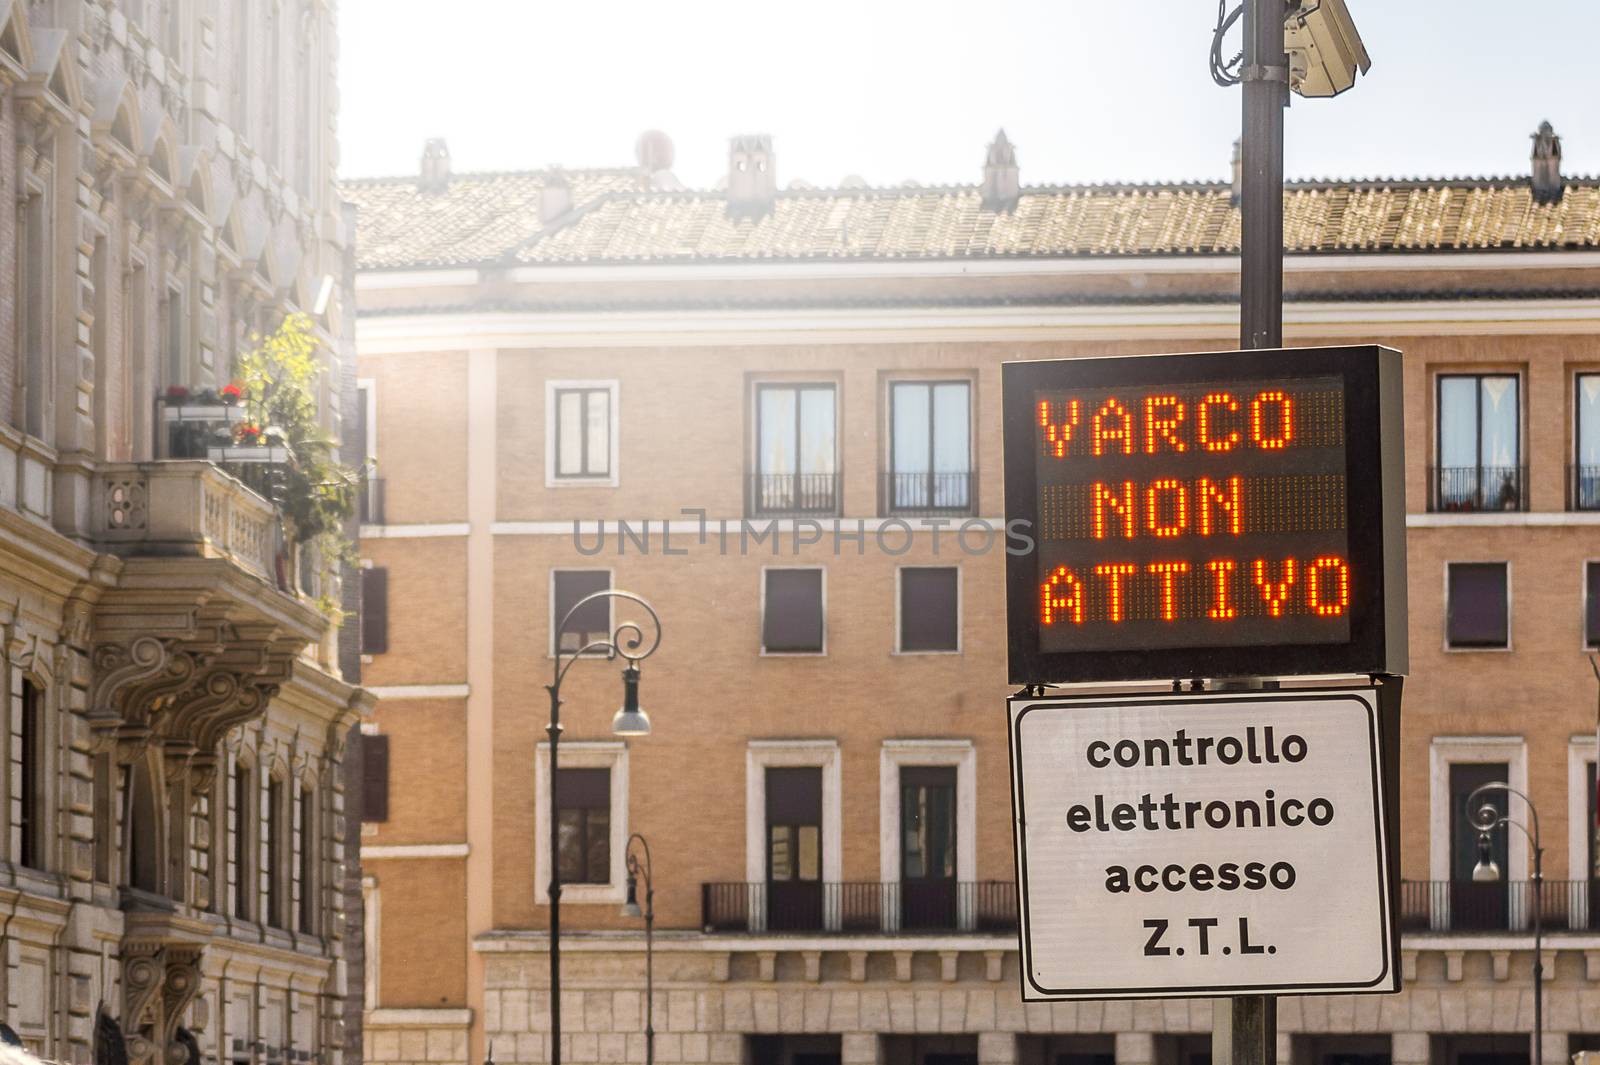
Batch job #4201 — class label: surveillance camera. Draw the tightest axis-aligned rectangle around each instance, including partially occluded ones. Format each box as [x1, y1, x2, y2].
[1284, 0, 1371, 98]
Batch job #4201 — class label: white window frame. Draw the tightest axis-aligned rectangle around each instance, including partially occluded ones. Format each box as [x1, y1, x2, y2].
[1567, 735, 1597, 928]
[878, 740, 977, 931]
[1428, 736, 1529, 928]
[893, 565, 963, 655]
[356, 377, 378, 463]
[548, 568, 614, 659]
[545, 379, 620, 488]
[1443, 560, 1512, 653]
[534, 740, 629, 904]
[745, 740, 842, 931]
[759, 565, 827, 657]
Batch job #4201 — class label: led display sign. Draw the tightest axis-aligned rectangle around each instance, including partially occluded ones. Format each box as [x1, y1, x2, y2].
[1003, 346, 1406, 684]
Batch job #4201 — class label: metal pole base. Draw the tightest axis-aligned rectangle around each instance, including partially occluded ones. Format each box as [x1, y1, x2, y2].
[1214, 996, 1277, 1065]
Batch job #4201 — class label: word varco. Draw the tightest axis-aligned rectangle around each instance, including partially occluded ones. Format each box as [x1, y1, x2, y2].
[1040, 555, 1351, 625]
[1038, 391, 1296, 458]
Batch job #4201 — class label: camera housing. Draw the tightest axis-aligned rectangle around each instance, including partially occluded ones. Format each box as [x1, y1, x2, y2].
[1284, 0, 1371, 97]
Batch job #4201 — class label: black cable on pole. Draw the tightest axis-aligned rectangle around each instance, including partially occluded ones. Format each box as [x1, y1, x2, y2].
[1210, 0, 1246, 87]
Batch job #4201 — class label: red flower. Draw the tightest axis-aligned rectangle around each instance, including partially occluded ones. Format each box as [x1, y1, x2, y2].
[221, 383, 243, 401]
[235, 423, 262, 443]
[165, 385, 190, 399]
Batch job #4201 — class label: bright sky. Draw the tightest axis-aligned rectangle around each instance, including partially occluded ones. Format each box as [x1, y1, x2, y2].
[339, 0, 1600, 188]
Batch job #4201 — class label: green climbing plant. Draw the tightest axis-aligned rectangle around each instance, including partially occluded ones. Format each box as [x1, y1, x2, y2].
[234, 312, 359, 613]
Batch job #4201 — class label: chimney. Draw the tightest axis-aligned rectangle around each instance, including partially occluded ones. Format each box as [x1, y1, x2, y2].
[1230, 138, 1242, 205]
[727, 135, 776, 218]
[418, 138, 450, 193]
[981, 129, 1019, 212]
[540, 169, 571, 224]
[1531, 120, 1563, 205]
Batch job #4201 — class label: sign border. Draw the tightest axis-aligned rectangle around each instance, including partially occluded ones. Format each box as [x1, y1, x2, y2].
[1008, 686, 1398, 1000]
[1001, 344, 1407, 684]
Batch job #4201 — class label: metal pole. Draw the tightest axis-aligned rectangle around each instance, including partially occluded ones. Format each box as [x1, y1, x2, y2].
[645, 871, 655, 1065]
[547, 686, 564, 1065]
[1532, 844, 1542, 1065]
[1228, 0, 1288, 1060]
[1239, 0, 1288, 351]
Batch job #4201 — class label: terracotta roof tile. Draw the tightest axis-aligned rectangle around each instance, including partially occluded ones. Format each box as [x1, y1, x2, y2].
[340, 172, 1600, 270]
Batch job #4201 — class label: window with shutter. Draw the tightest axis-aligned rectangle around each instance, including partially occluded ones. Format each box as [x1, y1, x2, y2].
[361, 567, 388, 655]
[899, 568, 959, 652]
[762, 569, 824, 654]
[552, 570, 611, 654]
[555, 767, 610, 884]
[361, 734, 390, 823]
[1446, 562, 1509, 648]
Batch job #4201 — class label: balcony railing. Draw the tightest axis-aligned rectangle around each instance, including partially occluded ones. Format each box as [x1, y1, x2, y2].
[96, 461, 287, 586]
[1398, 879, 1600, 933]
[360, 477, 386, 525]
[701, 881, 1017, 934]
[1570, 465, 1600, 511]
[879, 471, 977, 517]
[746, 473, 840, 518]
[1427, 465, 1527, 512]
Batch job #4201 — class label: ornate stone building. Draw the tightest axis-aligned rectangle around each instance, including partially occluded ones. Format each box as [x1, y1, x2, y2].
[346, 126, 1600, 1065]
[0, 2, 367, 1065]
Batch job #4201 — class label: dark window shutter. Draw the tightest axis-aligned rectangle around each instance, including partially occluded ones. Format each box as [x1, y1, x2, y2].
[1587, 563, 1600, 648]
[765, 767, 822, 824]
[763, 570, 824, 653]
[361, 734, 389, 823]
[900, 568, 959, 652]
[1446, 563, 1509, 648]
[553, 571, 612, 650]
[556, 768, 610, 810]
[361, 567, 389, 655]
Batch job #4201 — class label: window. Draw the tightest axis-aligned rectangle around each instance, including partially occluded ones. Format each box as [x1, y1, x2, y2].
[1576, 375, 1600, 510]
[1435, 375, 1521, 511]
[1449, 762, 1509, 930]
[899, 567, 959, 653]
[267, 777, 284, 927]
[1446, 562, 1509, 649]
[552, 570, 611, 654]
[1587, 563, 1600, 649]
[93, 755, 113, 883]
[18, 191, 48, 438]
[16, 681, 42, 869]
[551, 386, 613, 481]
[900, 766, 957, 930]
[233, 761, 253, 918]
[360, 733, 389, 823]
[753, 384, 837, 515]
[888, 381, 972, 514]
[762, 569, 824, 654]
[555, 767, 610, 884]
[360, 567, 388, 655]
[297, 783, 315, 933]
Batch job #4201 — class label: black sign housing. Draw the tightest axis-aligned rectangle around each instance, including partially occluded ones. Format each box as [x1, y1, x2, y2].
[1002, 345, 1406, 684]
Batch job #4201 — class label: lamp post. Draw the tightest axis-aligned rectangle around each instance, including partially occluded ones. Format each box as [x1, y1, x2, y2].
[1467, 781, 1543, 1065]
[622, 833, 655, 1065]
[548, 590, 661, 1065]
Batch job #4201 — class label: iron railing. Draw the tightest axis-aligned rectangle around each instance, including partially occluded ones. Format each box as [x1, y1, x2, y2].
[360, 477, 386, 525]
[746, 472, 840, 518]
[879, 471, 977, 517]
[1398, 880, 1600, 932]
[1428, 465, 1527, 512]
[701, 881, 1017, 934]
[1570, 465, 1600, 511]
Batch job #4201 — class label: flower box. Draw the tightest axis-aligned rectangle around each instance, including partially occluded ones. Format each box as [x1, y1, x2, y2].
[207, 445, 291, 465]
[163, 405, 248, 424]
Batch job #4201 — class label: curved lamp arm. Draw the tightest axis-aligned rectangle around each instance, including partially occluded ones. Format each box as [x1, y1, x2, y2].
[551, 590, 663, 691]
[625, 832, 653, 885]
[1466, 780, 1541, 852]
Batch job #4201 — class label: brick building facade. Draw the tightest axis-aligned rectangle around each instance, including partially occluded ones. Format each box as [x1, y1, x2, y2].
[345, 129, 1600, 1065]
[0, 2, 368, 1065]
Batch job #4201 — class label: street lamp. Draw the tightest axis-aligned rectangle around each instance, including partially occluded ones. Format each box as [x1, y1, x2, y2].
[621, 833, 655, 1065]
[1466, 781, 1543, 1065]
[547, 590, 662, 1065]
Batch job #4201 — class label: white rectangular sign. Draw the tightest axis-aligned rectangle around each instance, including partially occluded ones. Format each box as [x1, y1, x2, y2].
[1009, 686, 1397, 1000]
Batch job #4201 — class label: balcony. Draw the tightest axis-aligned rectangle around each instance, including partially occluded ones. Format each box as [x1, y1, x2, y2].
[1570, 465, 1600, 511]
[701, 881, 1017, 934]
[360, 476, 386, 525]
[746, 473, 841, 519]
[879, 471, 978, 518]
[1398, 880, 1599, 933]
[1427, 466, 1527, 512]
